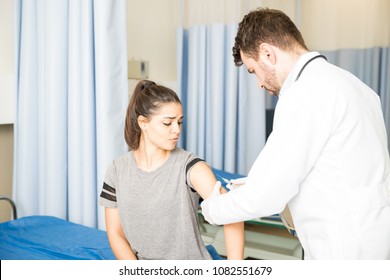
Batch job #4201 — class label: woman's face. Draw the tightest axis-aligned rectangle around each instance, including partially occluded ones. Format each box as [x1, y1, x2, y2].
[141, 102, 183, 151]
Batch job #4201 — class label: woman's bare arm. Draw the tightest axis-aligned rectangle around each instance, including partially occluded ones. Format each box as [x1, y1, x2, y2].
[190, 162, 245, 260]
[105, 207, 138, 260]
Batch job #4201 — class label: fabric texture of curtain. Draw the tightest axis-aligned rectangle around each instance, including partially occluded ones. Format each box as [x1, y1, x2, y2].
[13, 0, 128, 229]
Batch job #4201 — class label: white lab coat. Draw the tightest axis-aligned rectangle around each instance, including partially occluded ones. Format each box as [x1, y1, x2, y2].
[202, 52, 390, 259]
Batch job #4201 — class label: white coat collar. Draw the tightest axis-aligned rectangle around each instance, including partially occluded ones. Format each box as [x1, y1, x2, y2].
[279, 51, 321, 97]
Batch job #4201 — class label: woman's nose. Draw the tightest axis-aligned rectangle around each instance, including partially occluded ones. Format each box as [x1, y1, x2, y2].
[172, 122, 181, 134]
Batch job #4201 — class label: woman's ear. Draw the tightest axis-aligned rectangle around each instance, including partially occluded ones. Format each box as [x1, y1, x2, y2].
[137, 115, 148, 131]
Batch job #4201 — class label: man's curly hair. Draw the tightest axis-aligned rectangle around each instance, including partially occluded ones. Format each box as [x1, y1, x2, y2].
[233, 8, 308, 66]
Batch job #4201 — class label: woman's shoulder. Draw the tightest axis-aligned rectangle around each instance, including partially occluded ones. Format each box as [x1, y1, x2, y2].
[172, 147, 198, 161]
[110, 151, 133, 168]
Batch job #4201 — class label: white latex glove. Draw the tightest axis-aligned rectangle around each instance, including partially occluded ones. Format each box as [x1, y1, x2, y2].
[226, 177, 247, 191]
[200, 181, 222, 225]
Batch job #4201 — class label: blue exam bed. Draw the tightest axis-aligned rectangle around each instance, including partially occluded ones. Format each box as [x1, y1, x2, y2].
[0, 214, 116, 260]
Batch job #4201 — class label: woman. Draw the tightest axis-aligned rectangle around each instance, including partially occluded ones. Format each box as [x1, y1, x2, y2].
[99, 80, 244, 260]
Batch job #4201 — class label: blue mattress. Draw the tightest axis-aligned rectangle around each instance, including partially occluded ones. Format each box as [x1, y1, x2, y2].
[0, 215, 115, 260]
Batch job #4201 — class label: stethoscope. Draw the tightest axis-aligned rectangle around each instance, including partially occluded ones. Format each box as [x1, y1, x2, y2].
[295, 54, 327, 82]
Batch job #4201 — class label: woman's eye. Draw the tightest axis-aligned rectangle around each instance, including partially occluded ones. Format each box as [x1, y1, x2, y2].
[163, 123, 171, 126]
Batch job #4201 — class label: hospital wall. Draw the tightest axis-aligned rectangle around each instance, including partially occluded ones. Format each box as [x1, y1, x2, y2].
[0, 0, 14, 222]
[127, 0, 389, 82]
[0, 0, 389, 221]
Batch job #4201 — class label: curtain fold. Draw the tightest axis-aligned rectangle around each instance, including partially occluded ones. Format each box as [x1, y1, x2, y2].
[13, 0, 127, 229]
[94, 0, 129, 229]
[67, 0, 97, 227]
[379, 48, 390, 142]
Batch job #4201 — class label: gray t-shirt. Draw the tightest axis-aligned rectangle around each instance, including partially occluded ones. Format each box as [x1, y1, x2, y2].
[98, 147, 212, 260]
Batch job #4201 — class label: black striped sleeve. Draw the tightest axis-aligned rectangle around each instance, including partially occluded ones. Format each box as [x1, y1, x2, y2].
[186, 158, 205, 193]
[99, 182, 117, 202]
[186, 158, 205, 174]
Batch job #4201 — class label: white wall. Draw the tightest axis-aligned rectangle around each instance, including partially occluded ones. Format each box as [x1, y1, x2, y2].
[0, 0, 14, 222]
[126, 0, 181, 83]
[0, 0, 15, 125]
[301, 0, 390, 50]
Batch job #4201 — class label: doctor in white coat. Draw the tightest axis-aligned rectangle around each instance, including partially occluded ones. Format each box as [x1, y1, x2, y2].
[201, 8, 390, 259]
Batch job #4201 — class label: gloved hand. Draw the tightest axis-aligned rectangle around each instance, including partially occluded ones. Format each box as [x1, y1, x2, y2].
[200, 181, 222, 225]
[226, 177, 247, 191]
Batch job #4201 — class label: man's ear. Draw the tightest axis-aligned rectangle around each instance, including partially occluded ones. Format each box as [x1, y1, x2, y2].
[137, 115, 148, 131]
[259, 43, 277, 65]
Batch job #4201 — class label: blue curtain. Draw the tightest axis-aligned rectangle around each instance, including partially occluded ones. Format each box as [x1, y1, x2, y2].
[13, 0, 128, 229]
[177, 23, 266, 175]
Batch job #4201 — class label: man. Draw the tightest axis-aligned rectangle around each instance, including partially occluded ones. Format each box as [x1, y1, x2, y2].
[201, 8, 390, 259]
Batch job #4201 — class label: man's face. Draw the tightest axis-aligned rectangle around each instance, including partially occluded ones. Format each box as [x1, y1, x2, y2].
[240, 50, 281, 96]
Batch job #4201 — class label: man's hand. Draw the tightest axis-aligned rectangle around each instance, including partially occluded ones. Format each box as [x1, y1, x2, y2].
[227, 177, 247, 191]
[201, 181, 222, 225]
